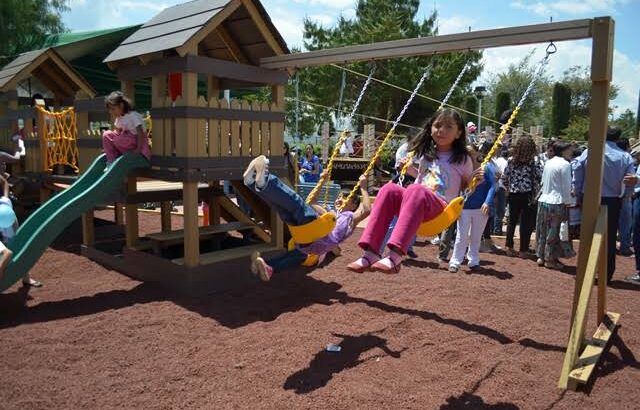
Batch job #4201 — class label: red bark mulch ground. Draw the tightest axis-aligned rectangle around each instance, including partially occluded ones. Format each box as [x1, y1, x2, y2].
[1, 211, 640, 409]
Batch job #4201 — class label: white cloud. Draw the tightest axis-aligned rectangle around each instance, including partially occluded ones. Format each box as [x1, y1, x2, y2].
[437, 15, 476, 35]
[479, 40, 639, 116]
[510, 0, 626, 16]
[292, 0, 355, 8]
[118, 1, 171, 12]
[308, 13, 336, 26]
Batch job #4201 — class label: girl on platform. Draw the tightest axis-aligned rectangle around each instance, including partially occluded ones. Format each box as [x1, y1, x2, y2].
[347, 108, 482, 274]
[102, 91, 151, 166]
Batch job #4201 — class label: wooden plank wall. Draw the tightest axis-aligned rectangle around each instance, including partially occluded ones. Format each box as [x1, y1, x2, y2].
[153, 96, 284, 160]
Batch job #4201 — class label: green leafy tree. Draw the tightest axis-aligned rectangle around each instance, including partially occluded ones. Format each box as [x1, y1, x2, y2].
[494, 92, 511, 123]
[562, 116, 590, 140]
[0, 0, 68, 66]
[561, 66, 619, 117]
[298, 0, 482, 137]
[463, 96, 477, 126]
[551, 82, 571, 136]
[612, 109, 637, 139]
[483, 51, 552, 132]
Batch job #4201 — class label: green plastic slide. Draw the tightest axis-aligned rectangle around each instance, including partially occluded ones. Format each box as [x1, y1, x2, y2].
[0, 153, 150, 292]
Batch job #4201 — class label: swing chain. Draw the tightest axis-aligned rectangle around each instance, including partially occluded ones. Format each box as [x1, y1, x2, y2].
[306, 64, 376, 206]
[464, 42, 556, 198]
[339, 63, 434, 211]
[399, 60, 469, 185]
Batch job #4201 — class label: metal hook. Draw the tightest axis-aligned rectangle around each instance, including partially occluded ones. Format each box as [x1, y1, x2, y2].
[546, 42, 557, 55]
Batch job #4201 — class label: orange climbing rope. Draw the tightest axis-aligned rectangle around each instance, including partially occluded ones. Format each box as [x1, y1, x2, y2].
[35, 105, 79, 173]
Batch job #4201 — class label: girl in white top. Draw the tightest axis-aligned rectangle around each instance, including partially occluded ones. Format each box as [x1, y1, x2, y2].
[535, 141, 575, 269]
[102, 91, 151, 165]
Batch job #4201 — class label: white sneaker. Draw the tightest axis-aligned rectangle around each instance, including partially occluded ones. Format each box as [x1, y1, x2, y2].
[243, 155, 269, 188]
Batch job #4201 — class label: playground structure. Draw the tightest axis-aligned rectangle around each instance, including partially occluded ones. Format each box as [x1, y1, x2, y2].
[0, 0, 619, 391]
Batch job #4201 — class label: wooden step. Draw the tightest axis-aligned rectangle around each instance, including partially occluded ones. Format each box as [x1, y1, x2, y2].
[172, 243, 278, 266]
[145, 222, 255, 254]
[568, 311, 620, 386]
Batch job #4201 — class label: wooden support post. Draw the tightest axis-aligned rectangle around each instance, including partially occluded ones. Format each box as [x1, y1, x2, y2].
[114, 203, 125, 225]
[572, 17, 614, 321]
[364, 124, 376, 189]
[82, 210, 95, 247]
[183, 181, 200, 267]
[151, 75, 167, 156]
[125, 177, 139, 248]
[175, 45, 198, 157]
[121, 80, 135, 106]
[208, 183, 220, 225]
[597, 215, 608, 325]
[160, 201, 172, 232]
[321, 122, 329, 164]
[35, 100, 48, 172]
[559, 207, 607, 389]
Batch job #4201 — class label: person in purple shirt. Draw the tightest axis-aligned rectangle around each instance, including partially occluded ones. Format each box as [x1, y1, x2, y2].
[243, 155, 371, 281]
[573, 127, 637, 283]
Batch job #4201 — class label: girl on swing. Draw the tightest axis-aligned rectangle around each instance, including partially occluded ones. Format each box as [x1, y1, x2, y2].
[243, 155, 371, 281]
[347, 108, 483, 274]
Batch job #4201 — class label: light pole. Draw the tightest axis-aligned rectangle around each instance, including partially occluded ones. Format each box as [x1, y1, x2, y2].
[473, 85, 486, 132]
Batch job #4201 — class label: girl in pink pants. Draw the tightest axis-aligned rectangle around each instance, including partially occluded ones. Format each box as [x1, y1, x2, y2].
[348, 109, 479, 274]
[102, 91, 151, 164]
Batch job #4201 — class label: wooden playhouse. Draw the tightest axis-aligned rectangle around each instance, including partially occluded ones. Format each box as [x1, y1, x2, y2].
[82, 0, 292, 294]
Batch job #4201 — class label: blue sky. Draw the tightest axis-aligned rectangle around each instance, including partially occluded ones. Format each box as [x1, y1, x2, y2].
[63, 0, 640, 116]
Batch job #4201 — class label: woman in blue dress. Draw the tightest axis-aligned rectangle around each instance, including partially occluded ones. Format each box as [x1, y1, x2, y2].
[299, 144, 321, 183]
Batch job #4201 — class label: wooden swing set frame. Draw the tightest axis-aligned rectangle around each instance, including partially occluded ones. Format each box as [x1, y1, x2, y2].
[261, 17, 616, 391]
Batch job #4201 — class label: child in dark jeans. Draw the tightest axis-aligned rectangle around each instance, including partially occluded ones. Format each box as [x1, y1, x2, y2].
[244, 155, 371, 281]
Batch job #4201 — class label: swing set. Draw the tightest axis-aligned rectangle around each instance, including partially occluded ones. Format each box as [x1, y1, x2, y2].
[263, 17, 618, 391]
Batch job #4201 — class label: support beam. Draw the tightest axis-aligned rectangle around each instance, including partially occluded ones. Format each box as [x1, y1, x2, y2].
[572, 17, 614, 320]
[125, 177, 139, 248]
[160, 201, 172, 232]
[183, 181, 200, 267]
[216, 25, 249, 64]
[261, 18, 593, 69]
[82, 211, 95, 247]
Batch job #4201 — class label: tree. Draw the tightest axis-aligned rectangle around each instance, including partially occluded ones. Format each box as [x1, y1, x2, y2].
[551, 82, 571, 136]
[484, 51, 552, 132]
[0, 0, 69, 66]
[463, 96, 477, 126]
[298, 0, 482, 137]
[612, 109, 637, 139]
[494, 92, 511, 123]
[561, 66, 619, 117]
[562, 116, 590, 141]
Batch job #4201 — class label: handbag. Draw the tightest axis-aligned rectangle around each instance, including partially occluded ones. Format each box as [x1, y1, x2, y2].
[560, 221, 569, 242]
[529, 163, 542, 205]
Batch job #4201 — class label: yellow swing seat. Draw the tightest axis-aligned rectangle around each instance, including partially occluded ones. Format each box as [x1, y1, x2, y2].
[286, 212, 336, 267]
[287, 212, 336, 245]
[416, 196, 464, 237]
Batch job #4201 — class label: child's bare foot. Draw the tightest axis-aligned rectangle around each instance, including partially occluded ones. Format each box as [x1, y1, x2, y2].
[250, 251, 273, 282]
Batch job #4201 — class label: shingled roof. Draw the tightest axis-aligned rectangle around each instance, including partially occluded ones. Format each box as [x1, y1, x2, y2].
[104, 0, 289, 66]
[0, 48, 96, 97]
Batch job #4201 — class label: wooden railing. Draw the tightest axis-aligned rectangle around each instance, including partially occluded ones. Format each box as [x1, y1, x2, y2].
[150, 96, 284, 160]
